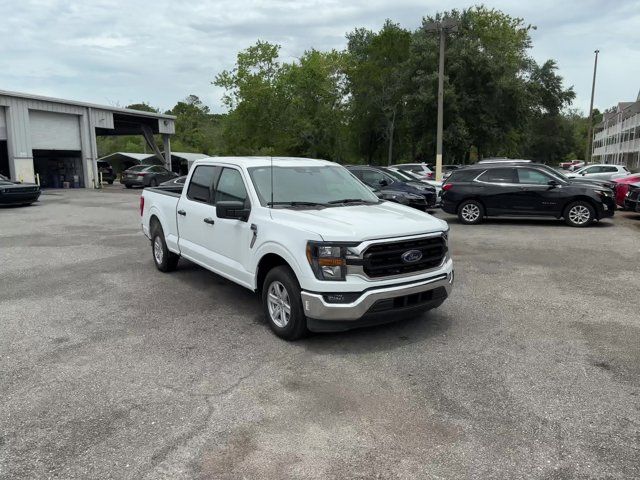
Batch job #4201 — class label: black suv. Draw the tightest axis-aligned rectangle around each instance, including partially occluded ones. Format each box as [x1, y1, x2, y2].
[441, 163, 615, 227]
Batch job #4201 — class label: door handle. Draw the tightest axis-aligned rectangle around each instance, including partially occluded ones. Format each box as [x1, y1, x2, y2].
[177, 210, 186, 216]
[203, 217, 215, 225]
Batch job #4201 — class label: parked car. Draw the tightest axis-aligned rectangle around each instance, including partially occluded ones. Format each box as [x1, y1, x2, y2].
[613, 174, 640, 208]
[97, 160, 116, 184]
[0, 174, 41, 206]
[392, 163, 435, 180]
[384, 166, 443, 199]
[566, 164, 629, 180]
[441, 163, 616, 227]
[121, 165, 178, 188]
[141, 157, 453, 340]
[346, 165, 437, 209]
[478, 158, 532, 164]
[559, 160, 585, 170]
[623, 183, 640, 211]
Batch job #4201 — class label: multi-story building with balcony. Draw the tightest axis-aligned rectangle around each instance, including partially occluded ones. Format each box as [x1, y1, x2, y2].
[592, 92, 640, 169]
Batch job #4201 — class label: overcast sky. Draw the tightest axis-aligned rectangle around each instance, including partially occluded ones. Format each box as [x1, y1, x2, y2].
[1, 0, 638, 115]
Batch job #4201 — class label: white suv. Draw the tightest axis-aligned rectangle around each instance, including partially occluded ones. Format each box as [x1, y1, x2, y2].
[567, 164, 629, 181]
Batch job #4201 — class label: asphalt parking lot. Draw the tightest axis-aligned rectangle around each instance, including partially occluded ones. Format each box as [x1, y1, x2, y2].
[1, 187, 639, 480]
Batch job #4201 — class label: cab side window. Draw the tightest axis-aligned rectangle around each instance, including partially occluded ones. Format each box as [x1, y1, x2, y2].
[216, 168, 249, 204]
[187, 166, 217, 203]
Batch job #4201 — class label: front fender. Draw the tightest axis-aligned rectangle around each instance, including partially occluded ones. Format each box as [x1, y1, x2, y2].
[251, 240, 315, 290]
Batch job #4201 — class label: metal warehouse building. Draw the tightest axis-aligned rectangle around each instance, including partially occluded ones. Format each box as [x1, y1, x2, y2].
[0, 90, 175, 188]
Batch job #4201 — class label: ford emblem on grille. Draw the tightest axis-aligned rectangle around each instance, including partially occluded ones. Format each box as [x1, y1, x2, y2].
[401, 249, 423, 263]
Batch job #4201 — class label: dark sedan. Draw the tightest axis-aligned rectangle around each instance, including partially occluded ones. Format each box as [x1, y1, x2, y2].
[346, 165, 437, 210]
[442, 163, 615, 227]
[121, 165, 178, 188]
[623, 183, 640, 212]
[0, 174, 41, 206]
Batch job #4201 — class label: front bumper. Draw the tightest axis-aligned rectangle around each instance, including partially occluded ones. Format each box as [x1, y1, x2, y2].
[301, 270, 453, 329]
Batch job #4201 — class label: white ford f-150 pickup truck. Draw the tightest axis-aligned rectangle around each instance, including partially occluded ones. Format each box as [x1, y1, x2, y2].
[141, 157, 454, 340]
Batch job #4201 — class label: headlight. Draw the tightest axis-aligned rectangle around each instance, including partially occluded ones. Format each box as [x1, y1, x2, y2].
[595, 189, 612, 196]
[306, 241, 356, 281]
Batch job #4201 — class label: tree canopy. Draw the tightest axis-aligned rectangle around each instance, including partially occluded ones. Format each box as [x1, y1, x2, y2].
[100, 6, 586, 165]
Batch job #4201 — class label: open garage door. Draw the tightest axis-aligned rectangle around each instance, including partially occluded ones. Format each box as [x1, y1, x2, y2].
[33, 150, 84, 188]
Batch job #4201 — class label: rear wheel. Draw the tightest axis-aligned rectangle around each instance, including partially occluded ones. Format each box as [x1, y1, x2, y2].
[262, 266, 307, 340]
[458, 199, 484, 225]
[564, 201, 595, 227]
[108, 180, 114, 185]
[125, 184, 132, 189]
[151, 225, 179, 272]
[149, 178, 158, 187]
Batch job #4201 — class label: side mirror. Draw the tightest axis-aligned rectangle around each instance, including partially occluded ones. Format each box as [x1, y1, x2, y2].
[216, 200, 250, 221]
[548, 180, 559, 187]
[379, 179, 389, 187]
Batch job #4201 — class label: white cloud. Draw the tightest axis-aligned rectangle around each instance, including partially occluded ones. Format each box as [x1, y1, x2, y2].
[0, 0, 638, 114]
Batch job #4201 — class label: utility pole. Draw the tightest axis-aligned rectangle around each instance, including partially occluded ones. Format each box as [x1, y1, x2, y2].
[425, 18, 458, 181]
[585, 49, 599, 163]
[436, 26, 445, 181]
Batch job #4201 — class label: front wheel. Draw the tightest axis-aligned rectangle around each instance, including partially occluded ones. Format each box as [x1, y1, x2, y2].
[458, 199, 484, 225]
[262, 266, 307, 340]
[564, 201, 595, 227]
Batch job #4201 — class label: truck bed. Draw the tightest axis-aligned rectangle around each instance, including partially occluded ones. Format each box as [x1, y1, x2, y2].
[144, 185, 182, 197]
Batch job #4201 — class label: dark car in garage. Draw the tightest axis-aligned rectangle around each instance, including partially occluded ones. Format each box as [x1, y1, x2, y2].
[121, 165, 178, 188]
[441, 163, 615, 227]
[97, 160, 116, 184]
[0, 174, 41, 206]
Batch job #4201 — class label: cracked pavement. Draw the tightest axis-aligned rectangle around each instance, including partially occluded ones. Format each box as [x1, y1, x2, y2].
[1, 188, 639, 479]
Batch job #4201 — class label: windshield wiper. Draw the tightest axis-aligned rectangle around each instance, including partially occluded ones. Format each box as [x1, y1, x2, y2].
[327, 198, 378, 205]
[267, 201, 328, 207]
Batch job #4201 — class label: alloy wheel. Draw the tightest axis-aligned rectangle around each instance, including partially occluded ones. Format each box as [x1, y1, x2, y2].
[153, 236, 164, 265]
[267, 281, 291, 328]
[461, 204, 480, 222]
[569, 205, 590, 225]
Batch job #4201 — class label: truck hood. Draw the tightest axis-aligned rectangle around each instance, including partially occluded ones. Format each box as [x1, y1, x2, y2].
[269, 201, 447, 241]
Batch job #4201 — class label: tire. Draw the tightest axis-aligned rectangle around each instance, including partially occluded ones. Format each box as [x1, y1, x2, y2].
[457, 199, 484, 225]
[149, 178, 158, 187]
[151, 225, 179, 272]
[125, 184, 132, 189]
[108, 180, 114, 185]
[564, 201, 595, 227]
[262, 266, 307, 340]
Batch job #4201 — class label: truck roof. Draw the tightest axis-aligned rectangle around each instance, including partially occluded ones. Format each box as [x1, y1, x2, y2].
[192, 156, 337, 168]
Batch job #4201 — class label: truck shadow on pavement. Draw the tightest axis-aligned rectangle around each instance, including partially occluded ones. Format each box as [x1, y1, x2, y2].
[171, 260, 452, 353]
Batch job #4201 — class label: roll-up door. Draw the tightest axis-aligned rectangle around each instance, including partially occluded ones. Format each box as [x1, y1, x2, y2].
[30, 110, 81, 150]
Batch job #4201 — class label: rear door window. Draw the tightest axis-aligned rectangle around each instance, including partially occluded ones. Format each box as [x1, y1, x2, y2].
[477, 168, 517, 184]
[187, 165, 218, 203]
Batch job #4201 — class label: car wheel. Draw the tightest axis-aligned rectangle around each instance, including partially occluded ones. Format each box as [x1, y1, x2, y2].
[125, 184, 132, 189]
[151, 225, 179, 272]
[149, 178, 158, 187]
[262, 266, 307, 340]
[564, 201, 595, 227]
[108, 180, 114, 185]
[457, 199, 484, 225]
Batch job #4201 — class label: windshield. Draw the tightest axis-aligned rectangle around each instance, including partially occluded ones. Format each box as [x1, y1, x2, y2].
[383, 168, 413, 182]
[127, 165, 148, 172]
[248, 165, 379, 207]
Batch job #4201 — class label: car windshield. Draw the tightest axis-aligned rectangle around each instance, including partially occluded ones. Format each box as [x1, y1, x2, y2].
[248, 165, 379, 207]
[127, 165, 148, 172]
[383, 168, 414, 182]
